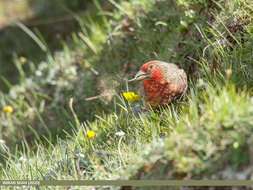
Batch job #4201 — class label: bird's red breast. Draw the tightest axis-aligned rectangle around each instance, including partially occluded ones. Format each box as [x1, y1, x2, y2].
[142, 78, 178, 109]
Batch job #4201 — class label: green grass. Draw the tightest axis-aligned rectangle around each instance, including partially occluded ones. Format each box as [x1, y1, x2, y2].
[0, 0, 253, 188]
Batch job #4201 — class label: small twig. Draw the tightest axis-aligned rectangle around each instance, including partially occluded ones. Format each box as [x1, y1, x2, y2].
[90, 67, 99, 75]
[85, 95, 103, 101]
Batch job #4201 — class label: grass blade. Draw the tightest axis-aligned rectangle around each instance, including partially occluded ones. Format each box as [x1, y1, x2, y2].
[16, 21, 47, 52]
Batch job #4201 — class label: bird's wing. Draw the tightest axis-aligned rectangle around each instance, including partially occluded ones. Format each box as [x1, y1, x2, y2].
[178, 69, 187, 83]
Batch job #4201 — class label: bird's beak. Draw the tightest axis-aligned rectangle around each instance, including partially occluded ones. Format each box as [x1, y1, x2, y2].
[128, 70, 150, 82]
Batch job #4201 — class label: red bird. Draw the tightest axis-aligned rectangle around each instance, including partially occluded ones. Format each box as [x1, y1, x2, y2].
[130, 60, 187, 110]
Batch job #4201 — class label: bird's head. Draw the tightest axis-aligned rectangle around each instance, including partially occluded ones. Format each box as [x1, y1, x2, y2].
[129, 61, 165, 82]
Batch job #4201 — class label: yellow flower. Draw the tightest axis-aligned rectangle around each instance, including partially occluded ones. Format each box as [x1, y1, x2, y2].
[86, 130, 95, 139]
[233, 142, 239, 149]
[19, 56, 27, 64]
[123, 92, 140, 103]
[3, 105, 13, 114]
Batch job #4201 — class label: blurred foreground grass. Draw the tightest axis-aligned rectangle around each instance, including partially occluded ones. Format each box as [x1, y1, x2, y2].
[0, 0, 253, 187]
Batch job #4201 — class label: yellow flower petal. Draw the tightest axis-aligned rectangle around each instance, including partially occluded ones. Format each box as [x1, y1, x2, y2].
[86, 130, 95, 139]
[3, 105, 13, 114]
[123, 92, 140, 103]
[19, 57, 27, 64]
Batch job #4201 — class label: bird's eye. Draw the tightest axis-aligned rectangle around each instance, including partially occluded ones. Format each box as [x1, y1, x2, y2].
[149, 65, 154, 70]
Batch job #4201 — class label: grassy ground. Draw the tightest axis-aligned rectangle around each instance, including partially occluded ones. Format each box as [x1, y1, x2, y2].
[1, 0, 253, 189]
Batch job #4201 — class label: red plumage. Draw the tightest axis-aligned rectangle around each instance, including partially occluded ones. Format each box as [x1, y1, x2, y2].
[133, 60, 187, 110]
